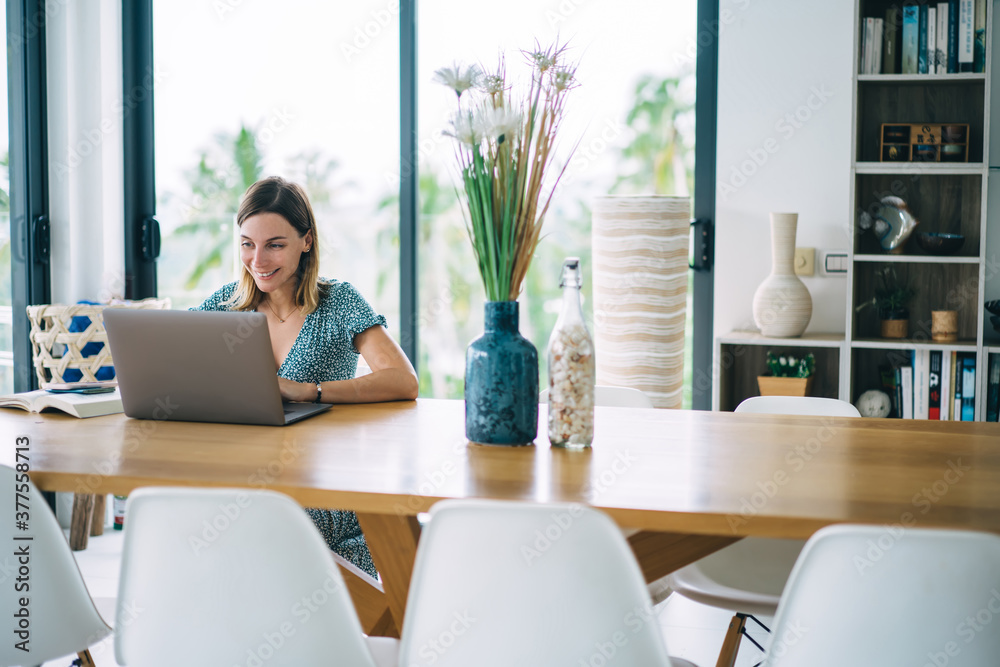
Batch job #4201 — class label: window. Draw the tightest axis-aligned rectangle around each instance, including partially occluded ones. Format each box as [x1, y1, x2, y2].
[0, 7, 11, 394]
[416, 0, 698, 401]
[153, 1, 400, 338]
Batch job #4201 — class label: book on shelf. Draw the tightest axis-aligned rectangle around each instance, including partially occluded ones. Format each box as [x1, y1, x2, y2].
[959, 352, 976, 421]
[927, 6, 937, 75]
[936, 2, 949, 73]
[948, 0, 960, 72]
[959, 0, 974, 71]
[880, 364, 901, 418]
[987, 354, 1000, 422]
[973, 0, 986, 72]
[939, 350, 953, 420]
[873, 18, 884, 74]
[884, 7, 900, 73]
[900, 365, 914, 419]
[863, 17, 875, 74]
[953, 353, 964, 421]
[902, 5, 920, 74]
[918, 4, 929, 73]
[928, 349, 942, 420]
[0, 388, 122, 418]
[914, 349, 930, 420]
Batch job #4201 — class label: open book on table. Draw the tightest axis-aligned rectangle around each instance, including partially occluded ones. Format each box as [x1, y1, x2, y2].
[0, 387, 123, 418]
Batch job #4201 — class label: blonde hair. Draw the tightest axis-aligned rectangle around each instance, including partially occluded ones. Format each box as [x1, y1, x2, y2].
[227, 176, 326, 314]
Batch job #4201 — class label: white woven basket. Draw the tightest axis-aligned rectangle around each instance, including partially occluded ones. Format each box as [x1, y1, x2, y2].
[27, 298, 171, 386]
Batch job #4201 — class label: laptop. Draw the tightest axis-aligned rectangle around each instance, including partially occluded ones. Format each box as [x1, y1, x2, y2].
[103, 309, 332, 426]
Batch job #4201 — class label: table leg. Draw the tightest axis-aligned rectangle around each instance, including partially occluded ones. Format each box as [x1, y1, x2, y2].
[69, 493, 96, 551]
[356, 512, 421, 633]
[627, 530, 741, 583]
[334, 560, 398, 638]
[90, 494, 106, 536]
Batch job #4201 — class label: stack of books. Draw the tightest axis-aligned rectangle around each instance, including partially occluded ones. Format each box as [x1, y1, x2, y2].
[860, 1, 987, 75]
[880, 350, 979, 421]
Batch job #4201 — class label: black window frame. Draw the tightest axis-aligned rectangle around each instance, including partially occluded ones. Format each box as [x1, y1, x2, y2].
[7, 0, 51, 393]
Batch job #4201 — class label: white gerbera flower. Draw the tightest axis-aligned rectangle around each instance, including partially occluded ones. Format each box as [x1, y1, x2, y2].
[433, 63, 480, 98]
[445, 111, 478, 146]
[474, 106, 523, 143]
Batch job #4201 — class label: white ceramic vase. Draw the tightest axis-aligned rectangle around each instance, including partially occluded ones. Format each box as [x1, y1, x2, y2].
[752, 212, 812, 337]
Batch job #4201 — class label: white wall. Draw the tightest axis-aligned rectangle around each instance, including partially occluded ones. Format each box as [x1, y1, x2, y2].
[714, 0, 855, 340]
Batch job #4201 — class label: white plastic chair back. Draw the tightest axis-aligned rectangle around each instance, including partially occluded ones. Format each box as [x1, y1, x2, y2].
[540, 385, 654, 408]
[763, 525, 1000, 667]
[115, 487, 389, 667]
[0, 465, 110, 666]
[667, 395, 860, 616]
[736, 395, 861, 417]
[399, 499, 674, 667]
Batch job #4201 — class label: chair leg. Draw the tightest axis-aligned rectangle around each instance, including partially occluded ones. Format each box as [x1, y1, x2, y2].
[715, 613, 746, 667]
[76, 649, 97, 667]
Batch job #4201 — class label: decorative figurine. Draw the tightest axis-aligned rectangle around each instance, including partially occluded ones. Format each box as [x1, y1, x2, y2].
[855, 389, 892, 418]
[859, 196, 920, 254]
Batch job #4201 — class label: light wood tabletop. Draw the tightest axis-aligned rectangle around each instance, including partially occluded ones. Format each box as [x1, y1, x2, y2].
[3, 398, 1000, 632]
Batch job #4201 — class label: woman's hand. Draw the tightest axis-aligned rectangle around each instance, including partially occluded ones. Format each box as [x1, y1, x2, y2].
[278, 377, 318, 403]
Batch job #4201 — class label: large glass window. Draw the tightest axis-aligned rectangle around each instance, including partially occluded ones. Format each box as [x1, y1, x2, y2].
[0, 7, 12, 394]
[153, 2, 400, 339]
[417, 1, 697, 402]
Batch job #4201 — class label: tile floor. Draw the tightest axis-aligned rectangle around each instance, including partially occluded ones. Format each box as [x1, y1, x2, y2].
[49, 527, 771, 667]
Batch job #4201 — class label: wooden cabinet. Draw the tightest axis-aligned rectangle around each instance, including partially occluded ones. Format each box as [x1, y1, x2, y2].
[713, 332, 843, 412]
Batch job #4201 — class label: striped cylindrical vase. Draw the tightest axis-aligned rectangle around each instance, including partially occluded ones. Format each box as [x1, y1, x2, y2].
[591, 195, 690, 409]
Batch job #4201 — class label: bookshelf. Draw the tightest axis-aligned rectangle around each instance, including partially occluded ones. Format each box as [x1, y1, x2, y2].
[713, 1, 998, 420]
[847, 0, 993, 420]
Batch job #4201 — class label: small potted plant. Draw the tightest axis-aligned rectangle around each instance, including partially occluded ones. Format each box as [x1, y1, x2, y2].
[758, 351, 816, 397]
[855, 266, 916, 339]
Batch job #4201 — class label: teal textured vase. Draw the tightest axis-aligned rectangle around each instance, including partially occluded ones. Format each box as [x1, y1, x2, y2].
[465, 301, 539, 445]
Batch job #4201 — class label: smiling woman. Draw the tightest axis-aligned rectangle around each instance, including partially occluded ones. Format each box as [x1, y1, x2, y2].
[195, 176, 418, 405]
[193, 176, 417, 576]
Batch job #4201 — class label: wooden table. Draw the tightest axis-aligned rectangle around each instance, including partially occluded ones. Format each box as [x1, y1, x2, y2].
[4, 399, 1000, 635]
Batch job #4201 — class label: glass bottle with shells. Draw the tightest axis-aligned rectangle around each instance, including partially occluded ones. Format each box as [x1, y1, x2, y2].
[547, 257, 595, 448]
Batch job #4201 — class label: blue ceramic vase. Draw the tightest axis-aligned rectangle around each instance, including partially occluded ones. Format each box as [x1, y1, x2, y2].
[465, 301, 539, 445]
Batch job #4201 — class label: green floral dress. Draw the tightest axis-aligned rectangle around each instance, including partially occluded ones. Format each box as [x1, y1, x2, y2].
[195, 279, 387, 577]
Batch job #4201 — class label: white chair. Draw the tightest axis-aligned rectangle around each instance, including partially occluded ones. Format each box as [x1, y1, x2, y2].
[0, 464, 111, 667]
[399, 499, 695, 667]
[734, 395, 862, 418]
[115, 487, 396, 667]
[763, 524, 1000, 666]
[540, 384, 656, 408]
[666, 396, 860, 665]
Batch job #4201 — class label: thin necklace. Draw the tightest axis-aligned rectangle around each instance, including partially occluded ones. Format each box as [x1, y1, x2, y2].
[264, 300, 297, 323]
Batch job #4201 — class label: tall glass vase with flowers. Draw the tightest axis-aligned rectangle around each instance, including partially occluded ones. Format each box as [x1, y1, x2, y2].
[436, 42, 578, 445]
